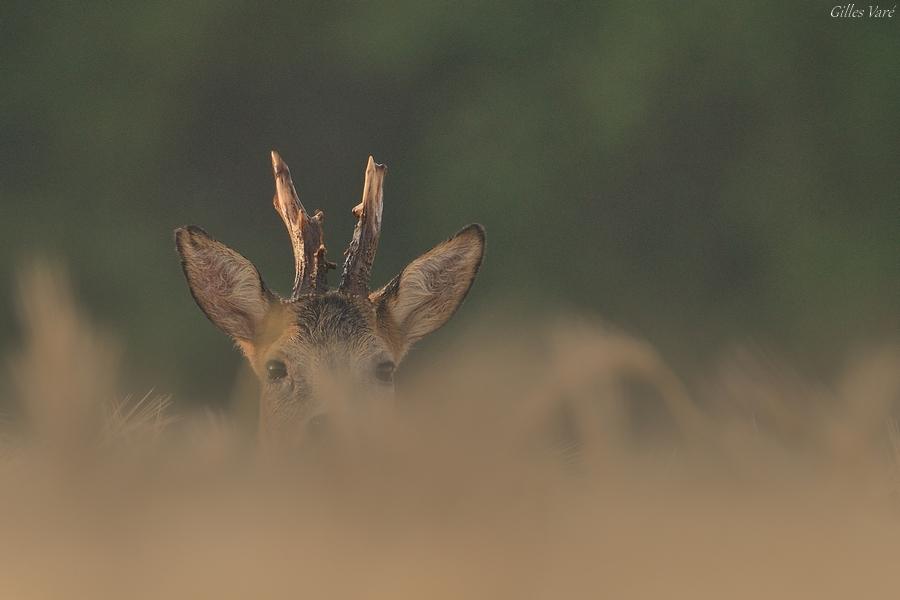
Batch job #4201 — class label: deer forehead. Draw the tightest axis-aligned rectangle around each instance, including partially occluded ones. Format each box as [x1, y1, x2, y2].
[253, 292, 389, 369]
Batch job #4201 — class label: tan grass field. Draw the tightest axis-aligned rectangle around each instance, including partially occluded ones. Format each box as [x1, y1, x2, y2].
[2, 264, 899, 599]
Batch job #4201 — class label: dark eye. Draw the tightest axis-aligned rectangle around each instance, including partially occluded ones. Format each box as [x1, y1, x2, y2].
[265, 359, 287, 382]
[374, 360, 395, 384]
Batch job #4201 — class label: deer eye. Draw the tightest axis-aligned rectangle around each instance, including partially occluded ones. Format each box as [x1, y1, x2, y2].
[265, 359, 287, 381]
[374, 360, 395, 384]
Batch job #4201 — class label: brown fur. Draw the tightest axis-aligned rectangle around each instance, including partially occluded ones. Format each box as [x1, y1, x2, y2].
[175, 155, 485, 444]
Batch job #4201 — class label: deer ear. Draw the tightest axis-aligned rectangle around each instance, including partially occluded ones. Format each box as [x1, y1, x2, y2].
[372, 224, 484, 353]
[175, 226, 272, 347]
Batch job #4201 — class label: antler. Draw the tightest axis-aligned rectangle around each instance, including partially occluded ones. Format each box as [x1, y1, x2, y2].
[340, 156, 386, 296]
[271, 150, 334, 299]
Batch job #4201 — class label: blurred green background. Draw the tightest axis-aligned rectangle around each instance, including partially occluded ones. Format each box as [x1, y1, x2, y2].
[1, 2, 898, 404]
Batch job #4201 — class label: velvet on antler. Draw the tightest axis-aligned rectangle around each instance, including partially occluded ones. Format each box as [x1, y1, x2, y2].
[270, 150, 333, 298]
[339, 156, 386, 296]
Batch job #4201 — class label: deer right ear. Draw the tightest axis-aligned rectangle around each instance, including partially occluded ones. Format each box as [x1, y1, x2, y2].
[372, 224, 485, 356]
[175, 226, 272, 351]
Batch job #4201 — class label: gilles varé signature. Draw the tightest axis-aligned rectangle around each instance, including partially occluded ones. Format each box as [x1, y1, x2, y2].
[831, 4, 896, 17]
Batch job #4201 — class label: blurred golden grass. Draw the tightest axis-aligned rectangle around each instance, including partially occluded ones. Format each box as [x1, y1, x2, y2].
[2, 262, 899, 599]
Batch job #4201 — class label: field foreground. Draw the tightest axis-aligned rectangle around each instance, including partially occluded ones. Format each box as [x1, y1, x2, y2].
[2, 266, 899, 599]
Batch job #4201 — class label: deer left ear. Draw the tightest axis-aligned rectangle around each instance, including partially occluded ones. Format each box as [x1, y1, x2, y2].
[175, 226, 273, 354]
[372, 224, 485, 353]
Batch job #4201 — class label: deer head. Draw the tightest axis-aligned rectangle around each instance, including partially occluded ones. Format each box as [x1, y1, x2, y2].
[175, 152, 485, 445]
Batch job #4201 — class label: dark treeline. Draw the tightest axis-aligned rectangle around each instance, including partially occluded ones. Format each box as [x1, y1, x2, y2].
[1, 2, 897, 403]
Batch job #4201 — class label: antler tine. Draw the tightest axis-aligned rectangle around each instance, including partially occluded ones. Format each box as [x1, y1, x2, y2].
[271, 150, 333, 299]
[340, 155, 386, 296]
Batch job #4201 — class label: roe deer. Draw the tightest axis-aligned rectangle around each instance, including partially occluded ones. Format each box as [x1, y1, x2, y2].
[175, 152, 485, 444]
